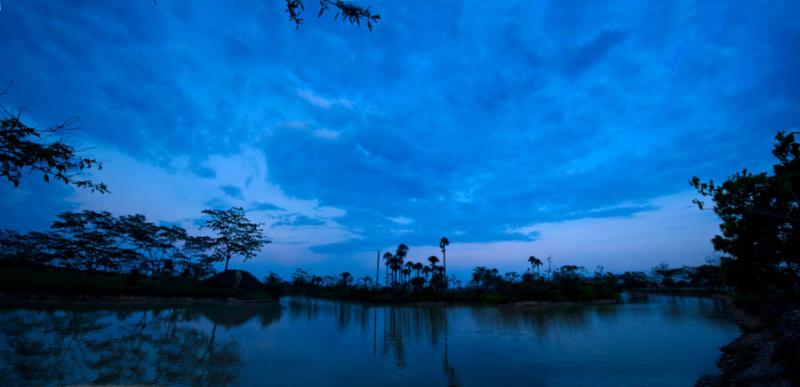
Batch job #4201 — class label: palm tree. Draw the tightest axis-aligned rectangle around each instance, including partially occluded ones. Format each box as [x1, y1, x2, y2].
[439, 237, 449, 279]
[428, 255, 439, 268]
[389, 257, 401, 287]
[404, 261, 414, 286]
[528, 255, 543, 274]
[422, 266, 431, 279]
[395, 244, 409, 285]
[340, 272, 352, 288]
[413, 262, 423, 277]
[383, 252, 393, 287]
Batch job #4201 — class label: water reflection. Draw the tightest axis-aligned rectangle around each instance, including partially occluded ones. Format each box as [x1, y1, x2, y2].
[280, 295, 736, 386]
[0, 295, 738, 386]
[0, 303, 280, 386]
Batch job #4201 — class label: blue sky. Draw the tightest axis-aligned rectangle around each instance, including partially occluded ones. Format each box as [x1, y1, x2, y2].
[1, 0, 798, 279]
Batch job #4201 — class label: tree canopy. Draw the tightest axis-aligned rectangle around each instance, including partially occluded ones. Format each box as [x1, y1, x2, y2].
[0, 114, 107, 193]
[201, 207, 270, 272]
[691, 131, 799, 293]
[284, 0, 380, 31]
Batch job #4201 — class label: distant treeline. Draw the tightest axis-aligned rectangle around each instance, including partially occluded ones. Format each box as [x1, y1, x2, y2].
[264, 250, 726, 303]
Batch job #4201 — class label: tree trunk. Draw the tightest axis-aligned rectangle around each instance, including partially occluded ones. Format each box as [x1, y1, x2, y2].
[224, 254, 230, 272]
[443, 250, 447, 288]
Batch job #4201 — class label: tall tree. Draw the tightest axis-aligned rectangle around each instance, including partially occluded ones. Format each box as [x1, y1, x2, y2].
[691, 131, 800, 292]
[117, 214, 187, 277]
[50, 210, 138, 272]
[201, 207, 270, 272]
[394, 244, 409, 286]
[1, 114, 107, 193]
[382, 252, 393, 287]
[439, 236, 449, 282]
[528, 255, 542, 274]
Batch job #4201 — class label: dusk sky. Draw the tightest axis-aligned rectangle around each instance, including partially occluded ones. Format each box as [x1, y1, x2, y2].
[1, 0, 798, 279]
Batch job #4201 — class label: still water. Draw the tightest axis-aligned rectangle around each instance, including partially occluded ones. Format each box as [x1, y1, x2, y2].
[0, 294, 738, 386]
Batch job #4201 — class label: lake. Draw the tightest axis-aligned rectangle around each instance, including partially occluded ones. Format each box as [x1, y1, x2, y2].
[0, 294, 739, 386]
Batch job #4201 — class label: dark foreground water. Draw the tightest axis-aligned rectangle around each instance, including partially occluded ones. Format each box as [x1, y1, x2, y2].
[0, 294, 738, 386]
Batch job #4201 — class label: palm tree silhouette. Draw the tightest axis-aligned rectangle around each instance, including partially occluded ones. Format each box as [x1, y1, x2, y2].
[383, 252, 393, 287]
[395, 244, 409, 286]
[422, 266, 431, 280]
[528, 255, 543, 275]
[413, 262, 423, 278]
[439, 237, 450, 282]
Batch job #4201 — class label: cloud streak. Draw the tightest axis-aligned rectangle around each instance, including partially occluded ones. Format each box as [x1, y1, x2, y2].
[1, 0, 798, 277]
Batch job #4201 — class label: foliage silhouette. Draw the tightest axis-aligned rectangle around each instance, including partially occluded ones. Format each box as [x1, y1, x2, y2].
[691, 131, 800, 294]
[285, 0, 380, 31]
[201, 207, 270, 272]
[0, 113, 107, 193]
[0, 207, 275, 300]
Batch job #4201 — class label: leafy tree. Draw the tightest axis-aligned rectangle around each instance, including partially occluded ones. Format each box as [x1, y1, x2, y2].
[1, 114, 107, 193]
[470, 266, 501, 290]
[0, 230, 60, 264]
[117, 214, 187, 277]
[183, 235, 218, 281]
[201, 207, 270, 272]
[284, 0, 380, 31]
[620, 271, 650, 289]
[691, 131, 800, 292]
[50, 210, 139, 272]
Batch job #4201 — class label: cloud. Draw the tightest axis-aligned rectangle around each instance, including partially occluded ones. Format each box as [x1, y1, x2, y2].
[564, 29, 628, 75]
[296, 88, 354, 110]
[388, 216, 413, 225]
[65, 145, 358, 270]
[410, 192, 720, 277]
[1, 0, 798, 278]
[313, 128, 341, 140]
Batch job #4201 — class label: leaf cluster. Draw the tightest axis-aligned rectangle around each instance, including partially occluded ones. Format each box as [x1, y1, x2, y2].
[285, 0, 380, 31]
[0, 114, 107, 193]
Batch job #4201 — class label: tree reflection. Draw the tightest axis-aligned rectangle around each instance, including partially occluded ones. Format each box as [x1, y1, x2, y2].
[0, 303, 280, 386]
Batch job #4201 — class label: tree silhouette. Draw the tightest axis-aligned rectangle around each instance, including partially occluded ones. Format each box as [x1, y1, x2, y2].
[528, 255, 543, 275]
[691, 131, 800, 292]
[439, 237, 449, 285]
[1, 114, 107, 193]
[339, 271, 352, 288]
[50, 210, 139, 272]
[382, 252, 393, 287]
[201, 207, 270, 272]
[284, 0, 380, 31]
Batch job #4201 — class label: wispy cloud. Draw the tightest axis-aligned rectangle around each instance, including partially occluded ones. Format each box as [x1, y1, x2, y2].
[296, 88, 354, 110]
[0, 0, 797, 277]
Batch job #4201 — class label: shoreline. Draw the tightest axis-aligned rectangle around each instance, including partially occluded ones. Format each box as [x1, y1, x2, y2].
[283, 294, 620, 308]
[0, 292, 278, 306]
[696, 296, 797, 386]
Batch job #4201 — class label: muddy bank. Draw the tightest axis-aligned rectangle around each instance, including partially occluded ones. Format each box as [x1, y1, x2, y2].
[697, 297, 799, 387]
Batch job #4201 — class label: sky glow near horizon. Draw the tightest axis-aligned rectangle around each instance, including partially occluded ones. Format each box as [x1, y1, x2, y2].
[1, 0, 798, 279]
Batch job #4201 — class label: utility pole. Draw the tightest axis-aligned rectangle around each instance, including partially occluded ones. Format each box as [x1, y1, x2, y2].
[375, 250, 380, 289]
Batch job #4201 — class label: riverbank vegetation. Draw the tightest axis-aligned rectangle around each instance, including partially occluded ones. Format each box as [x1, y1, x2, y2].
[0, 207, 275, 301]
[278, 257, 621, 304]
[690, 131, 800, 386]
